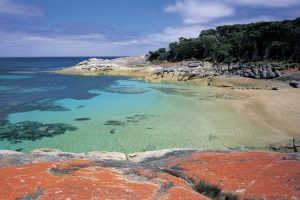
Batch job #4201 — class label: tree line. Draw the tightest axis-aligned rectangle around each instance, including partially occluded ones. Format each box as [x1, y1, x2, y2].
[148, 17, 300, 63]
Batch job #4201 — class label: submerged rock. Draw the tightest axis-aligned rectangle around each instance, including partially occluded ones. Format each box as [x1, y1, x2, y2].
[103, 120, 125, 126]
[104, 87, 148, 94]
[109, 129, 116, 134]
[0, 120, 77, 144]
[74, 118, 91, 121]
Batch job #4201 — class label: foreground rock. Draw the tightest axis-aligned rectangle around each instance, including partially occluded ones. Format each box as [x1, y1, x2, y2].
[0, 149, 299, 199]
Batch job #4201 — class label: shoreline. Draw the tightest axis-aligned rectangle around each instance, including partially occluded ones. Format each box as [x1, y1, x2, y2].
[55, 56, 300, 143]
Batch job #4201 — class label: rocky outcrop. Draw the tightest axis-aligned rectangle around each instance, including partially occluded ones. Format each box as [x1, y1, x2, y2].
[0, 149, 299, 199]
[269, 138, 300, 153]
[57, 56, 299, 87]
[74, 55, 149, 71]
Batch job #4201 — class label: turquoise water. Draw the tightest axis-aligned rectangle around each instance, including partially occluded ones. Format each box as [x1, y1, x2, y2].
[0, 75, 32, 80]
[0, 58, 280, 153]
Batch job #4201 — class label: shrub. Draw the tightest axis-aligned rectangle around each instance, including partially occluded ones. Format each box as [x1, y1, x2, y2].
[194, 180, 240, 200]
[194, 180, 221, 199]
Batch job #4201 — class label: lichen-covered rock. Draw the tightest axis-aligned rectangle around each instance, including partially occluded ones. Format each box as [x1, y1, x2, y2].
[0, 149, 299, 199]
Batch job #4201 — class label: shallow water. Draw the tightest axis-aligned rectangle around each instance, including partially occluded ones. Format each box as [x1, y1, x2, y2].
[0, 57, 281, 153]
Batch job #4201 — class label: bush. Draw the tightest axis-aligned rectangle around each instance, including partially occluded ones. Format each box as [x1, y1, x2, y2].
[194, 180, 239, 200]
[194, 180, 221, 198]
[224, 192, 240, 200]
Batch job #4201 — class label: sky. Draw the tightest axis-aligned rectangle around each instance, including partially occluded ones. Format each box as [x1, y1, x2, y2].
[0, 0, 299, 57]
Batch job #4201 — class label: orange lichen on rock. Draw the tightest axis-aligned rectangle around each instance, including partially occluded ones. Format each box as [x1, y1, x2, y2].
[167, 151, 300, 199]
[0, 159, 206, 200]
[0, 150, 299, 199]
[0, 160, 159, 200]
[135, 169, 206, 200]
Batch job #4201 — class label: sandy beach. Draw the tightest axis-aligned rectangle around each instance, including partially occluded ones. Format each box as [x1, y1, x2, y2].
[232, 88, 300, 138]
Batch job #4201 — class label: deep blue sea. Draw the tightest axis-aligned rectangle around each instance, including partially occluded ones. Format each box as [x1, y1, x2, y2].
[0, 57, 124, 119]
[0, 57, 276, 153]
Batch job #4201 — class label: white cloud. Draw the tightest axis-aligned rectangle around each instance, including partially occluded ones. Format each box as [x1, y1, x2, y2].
[0, 0, 43, 16]
[0, 31, 148, 56]
[164, 0, 300, 25]
[230, 0, 300, 8]
[165, 0, 235, 24]
[0, 24, 207, 56]
[217, 15, 280, 26]
[113, 25, 206, 46]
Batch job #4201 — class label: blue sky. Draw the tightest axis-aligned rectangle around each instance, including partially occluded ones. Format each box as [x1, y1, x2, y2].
[0, 0, 299, 56]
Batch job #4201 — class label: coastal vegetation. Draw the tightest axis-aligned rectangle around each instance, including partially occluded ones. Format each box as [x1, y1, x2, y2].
[148, 18, 300, 64]
[194, 180, 239, 200]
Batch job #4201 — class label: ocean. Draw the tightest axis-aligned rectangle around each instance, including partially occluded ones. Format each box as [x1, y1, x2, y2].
[0, 57, 276, 153]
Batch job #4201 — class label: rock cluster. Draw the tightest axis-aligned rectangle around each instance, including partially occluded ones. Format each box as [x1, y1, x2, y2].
[153, 61, 291, 81]
[154, 61, 220, 80]
[59, 55, 300, 87]
[223, 63, 283, 79]
[269, 138, 300, 153]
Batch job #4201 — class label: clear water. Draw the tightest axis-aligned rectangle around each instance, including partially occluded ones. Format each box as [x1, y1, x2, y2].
[0, 57, 279, 153]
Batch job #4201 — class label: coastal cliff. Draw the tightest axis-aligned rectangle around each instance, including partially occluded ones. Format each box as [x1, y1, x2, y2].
[1, 149, 299, 199]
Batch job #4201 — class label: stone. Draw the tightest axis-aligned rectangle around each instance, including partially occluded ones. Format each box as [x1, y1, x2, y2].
[0, 150, 23, 155]
[85, 151, 127, 161]
[289, 80, 300, 88]
[252, 68, 259, 76]
[267, 71, 276, 79]
[274, 70, 281, 77]
[188, 62, 201, 68]
[261, 70, 267, 79]
[269, 138, 300, 153]
[31, 148, 62, 154]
